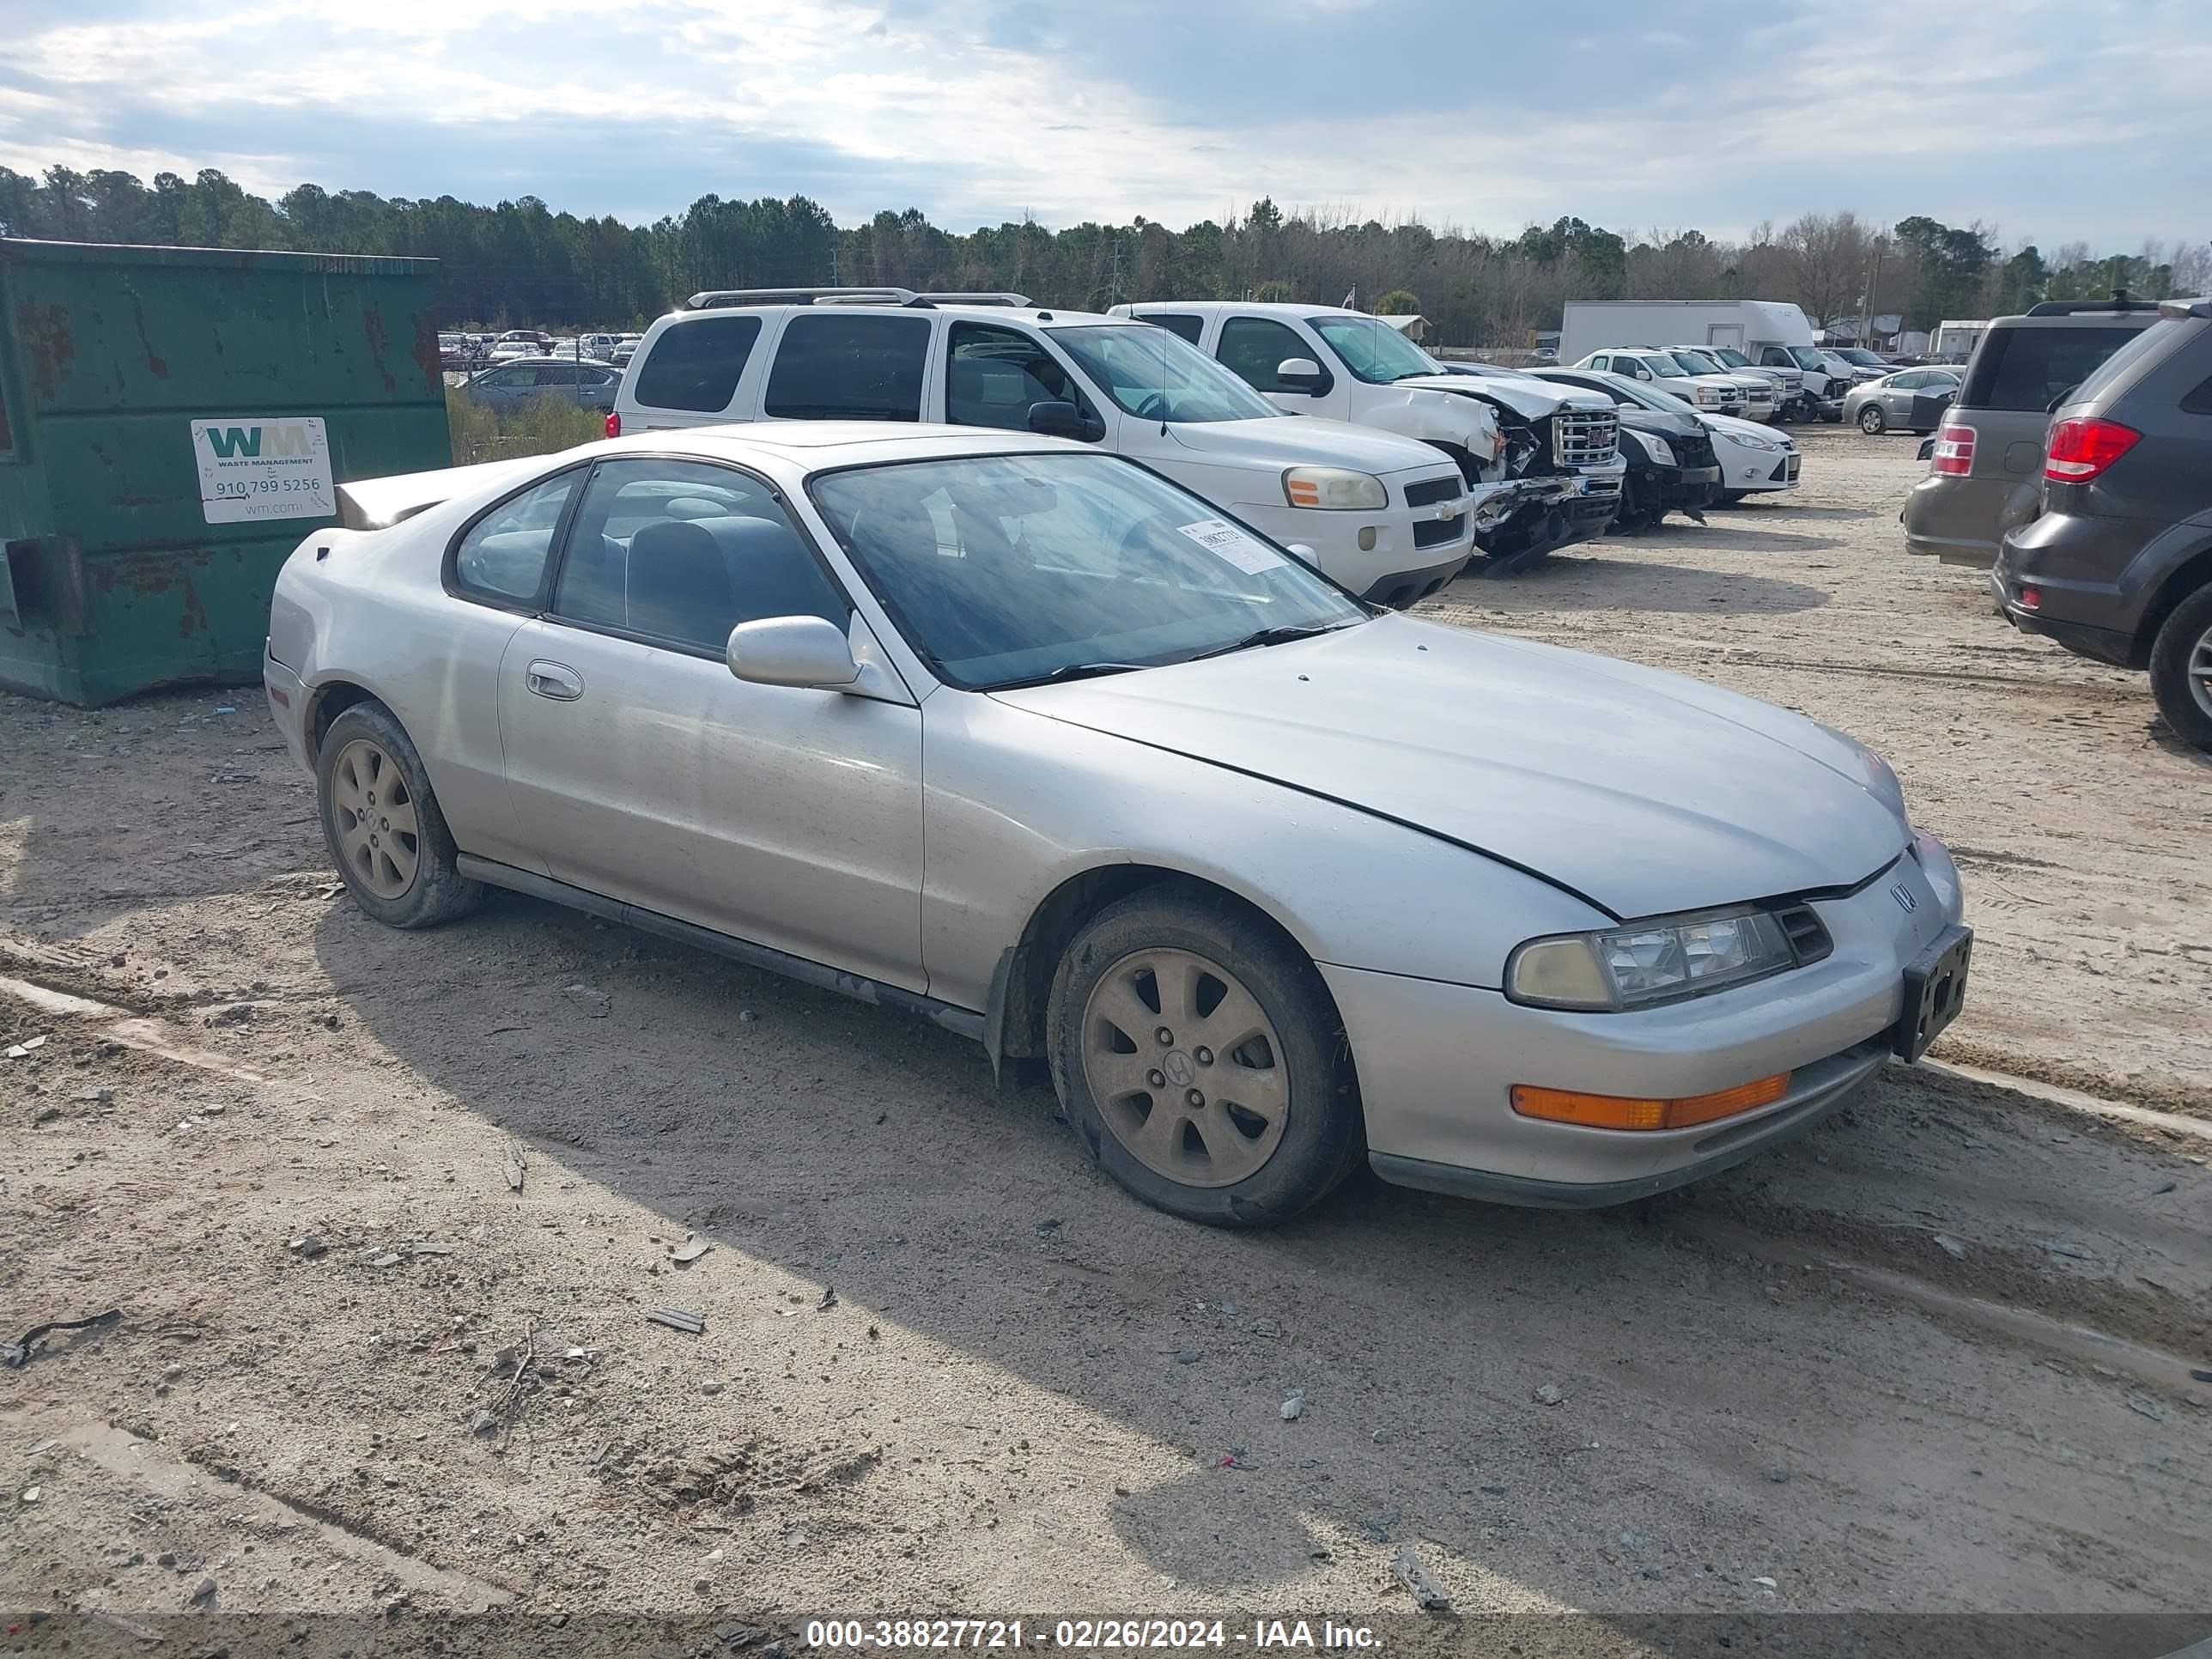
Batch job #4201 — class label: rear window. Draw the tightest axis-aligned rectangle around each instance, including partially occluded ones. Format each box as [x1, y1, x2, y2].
[632, 316, 763, 413]
[1960, 324, 2149, 412]
[764, 313, 929, 422]
[2069, 317, 2203, 408]
[1143, 313, 1204, 344]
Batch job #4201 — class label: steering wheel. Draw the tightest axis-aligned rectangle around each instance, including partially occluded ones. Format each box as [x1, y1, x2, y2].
[1131, 392, 1170, 422]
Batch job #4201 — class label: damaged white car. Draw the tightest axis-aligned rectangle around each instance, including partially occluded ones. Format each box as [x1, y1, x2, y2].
[270, 425, 1970, 1228]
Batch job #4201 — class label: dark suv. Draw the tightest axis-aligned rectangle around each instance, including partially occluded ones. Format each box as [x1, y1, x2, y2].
[1903, 299, 2165, 567]
[1991, 297, 2212, 747]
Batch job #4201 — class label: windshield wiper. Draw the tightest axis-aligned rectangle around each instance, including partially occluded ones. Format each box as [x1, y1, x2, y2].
[1184, 621, 1354, 662]
[994, 660, 1149, 689]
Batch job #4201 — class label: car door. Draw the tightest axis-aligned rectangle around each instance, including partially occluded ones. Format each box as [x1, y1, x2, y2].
[943, 319, 1104, 438]
[495, 453, 927, 989]
[1218, 315, 1333, 415]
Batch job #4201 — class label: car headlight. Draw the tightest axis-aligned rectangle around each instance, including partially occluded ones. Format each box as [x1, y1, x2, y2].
[1283, 466, 1388, 510]
[1728, 430, 1782, 453]
[1506, 905, 1801, 1012]
[1694, 388, 1723, 406]
[1640, 434, 1675, 466]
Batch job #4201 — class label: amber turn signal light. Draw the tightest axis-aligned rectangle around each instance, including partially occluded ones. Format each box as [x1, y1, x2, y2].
[1510, 1073, 1791, 1132]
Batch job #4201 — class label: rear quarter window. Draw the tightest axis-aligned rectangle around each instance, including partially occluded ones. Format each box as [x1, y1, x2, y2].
[763, 313, 929, 421]
[632, 316, 763, 413]
[1960, 324, 2150, 412]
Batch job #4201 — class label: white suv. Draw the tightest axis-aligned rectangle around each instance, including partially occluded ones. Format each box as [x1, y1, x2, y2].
[613, 289, 1480, 607]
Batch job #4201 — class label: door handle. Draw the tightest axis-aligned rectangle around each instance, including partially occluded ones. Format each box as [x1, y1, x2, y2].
[526, 659, 583, 701]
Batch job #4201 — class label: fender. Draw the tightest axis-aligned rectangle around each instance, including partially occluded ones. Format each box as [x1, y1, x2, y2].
[1358, 388, 1504, 477]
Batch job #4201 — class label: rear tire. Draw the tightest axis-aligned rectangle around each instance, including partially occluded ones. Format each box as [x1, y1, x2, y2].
[2148, 583, 2212, 750]
[317, 701, 483, 929]
[1048, 886, 1363, 1228]
[1858, 404, 1887, 434]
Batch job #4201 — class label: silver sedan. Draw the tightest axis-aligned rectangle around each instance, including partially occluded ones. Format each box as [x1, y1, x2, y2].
[1844, 368, 1962, 435]
[266, 425, 1970, 1226]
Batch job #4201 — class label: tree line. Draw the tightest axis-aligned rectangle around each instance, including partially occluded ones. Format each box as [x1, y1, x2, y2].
[3, 164, 2203, 346]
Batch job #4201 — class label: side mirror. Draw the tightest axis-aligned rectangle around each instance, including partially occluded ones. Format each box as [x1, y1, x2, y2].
[726, 616, 860, 690]
[1284, 543, 1318, 564]
[1027, 400, 1101, 441]
[1276, 357, 1329, 394]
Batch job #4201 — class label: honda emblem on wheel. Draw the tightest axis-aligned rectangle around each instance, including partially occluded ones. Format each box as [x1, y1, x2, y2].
[1892, 883, 1918, 914]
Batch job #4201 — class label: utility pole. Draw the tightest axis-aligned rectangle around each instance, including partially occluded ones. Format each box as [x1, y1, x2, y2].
[1109, 235, 1123, 307]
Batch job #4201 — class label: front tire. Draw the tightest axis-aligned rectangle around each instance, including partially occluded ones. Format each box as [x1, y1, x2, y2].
[1048, 887, 1363, 1227]
[317, 701, 483, 928]
[1858, 403, 1887, 434]
[2148, 583, 2212, 750]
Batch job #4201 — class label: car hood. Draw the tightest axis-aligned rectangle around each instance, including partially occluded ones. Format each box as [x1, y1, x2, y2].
[990, 617, 1904, 919]
[1397, 372, 1607, 420]
[1166, 415, 1451, 476]
[1616, 406, 1702, 440]
[1703, 410, 1790, 446]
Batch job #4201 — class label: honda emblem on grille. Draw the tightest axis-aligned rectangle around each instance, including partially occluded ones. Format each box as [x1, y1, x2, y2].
[1890, 883, 1917, 915]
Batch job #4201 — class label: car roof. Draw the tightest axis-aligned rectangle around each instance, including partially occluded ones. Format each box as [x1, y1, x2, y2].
[1123, 301, 1379, 322]
[592, 422, 1079, 466]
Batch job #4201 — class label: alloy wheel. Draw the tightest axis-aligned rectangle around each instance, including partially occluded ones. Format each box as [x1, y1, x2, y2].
[330, 738, 421, 899]
[2191, 623, 2212, 722]
[1079, 947, 1289, 1188]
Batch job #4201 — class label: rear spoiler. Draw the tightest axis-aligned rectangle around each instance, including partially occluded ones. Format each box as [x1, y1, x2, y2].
[336, 454, 549, 531]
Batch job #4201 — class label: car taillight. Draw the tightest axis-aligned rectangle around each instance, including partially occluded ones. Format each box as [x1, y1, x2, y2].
[1930, 422, 1976, 475]
[604, 410, 622, 439]
[2044, 416, 2139, 483]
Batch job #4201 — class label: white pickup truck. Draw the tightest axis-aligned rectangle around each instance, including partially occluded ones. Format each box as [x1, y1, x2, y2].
[614, 289, 1484, 606]
[1113, 302, 1626, 571]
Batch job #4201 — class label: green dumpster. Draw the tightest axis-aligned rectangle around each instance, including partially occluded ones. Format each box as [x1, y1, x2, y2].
[0, 239, 450, 706]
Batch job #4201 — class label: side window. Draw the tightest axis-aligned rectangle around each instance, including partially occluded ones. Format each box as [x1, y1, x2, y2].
[1145, 313, 1204, 345]
[945, 323, 1092, 432]
[1216, 317, 1310, 393]
[1759, 348, 1788, 366]
[538, 363, 581, 387]
[1589, 355, 1611, 372]
[451, 469, 580, 605]
[763, 313, 929, 422]
[631, 316, 763, 413]
[550, 458, 849, 653]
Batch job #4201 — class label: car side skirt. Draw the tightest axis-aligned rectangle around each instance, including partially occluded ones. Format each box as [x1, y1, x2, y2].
[453, 855, 987, 1042]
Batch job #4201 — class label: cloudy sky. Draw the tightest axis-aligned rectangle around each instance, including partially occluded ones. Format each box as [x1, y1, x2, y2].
[3, 0, 2205, 247]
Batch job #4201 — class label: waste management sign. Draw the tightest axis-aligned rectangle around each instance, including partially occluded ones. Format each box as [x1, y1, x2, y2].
[191, 417, 335, 523]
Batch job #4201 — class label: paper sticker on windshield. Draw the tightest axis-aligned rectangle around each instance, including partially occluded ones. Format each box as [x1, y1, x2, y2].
[1176, 518, 1285, 575]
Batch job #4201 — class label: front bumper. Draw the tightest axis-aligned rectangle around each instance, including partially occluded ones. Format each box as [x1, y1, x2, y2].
[264, 644, 312, 771]
[1717, 443, 1799, 493]
[1654, 462, 1723, 507]
[1328, 830, 1966, 1208]
[1236, 493, 1473, 601]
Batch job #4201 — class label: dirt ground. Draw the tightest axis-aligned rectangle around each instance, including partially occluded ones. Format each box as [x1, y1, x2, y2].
[2, 428, 2208, 1653]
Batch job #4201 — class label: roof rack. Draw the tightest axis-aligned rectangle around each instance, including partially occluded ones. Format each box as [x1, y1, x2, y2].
[2024, 289, 2162, 317]
[683, 286, 1033, 312]
[915, 291, 1031, 307]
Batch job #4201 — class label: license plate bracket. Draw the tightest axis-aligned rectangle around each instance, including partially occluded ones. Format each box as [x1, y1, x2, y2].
[1895, 926, 1972, 1060]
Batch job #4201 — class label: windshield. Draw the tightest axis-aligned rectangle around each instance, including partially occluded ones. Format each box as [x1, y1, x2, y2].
[1308, 315, 1437, 384]
[1047, 324, 1279, 423]
[1785, 346, 1828, 371]
[1636, 354, 1688, 379]
[1669, 350, 1725, 374]
[810, 453, 1366, 690]
[1706, 346, 1753, 368]
[1838, 348, 1887, 368]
